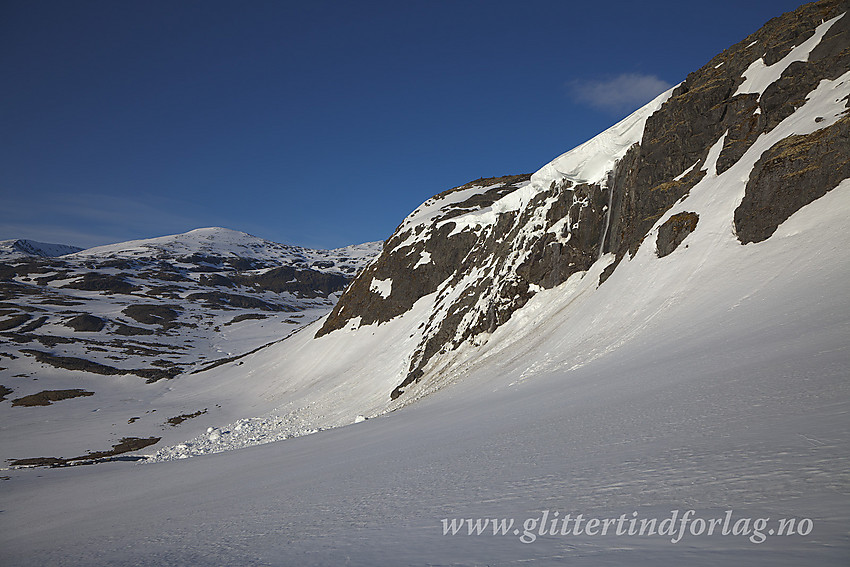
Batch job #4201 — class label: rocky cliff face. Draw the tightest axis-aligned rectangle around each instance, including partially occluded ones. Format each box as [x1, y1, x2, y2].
[606, 0, 849, 256]
[318, 0, 850, 400]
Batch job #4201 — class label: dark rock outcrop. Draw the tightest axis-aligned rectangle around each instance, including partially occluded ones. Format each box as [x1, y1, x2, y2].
[11, 389, 94, 407]
[657, 212, 700, 257]
[607, 0, 848, 259]
[64, 273, 139, 294]
[65, 314, 106, 332]
[735, 115, 850, 243]
[315, 170, 616, 400]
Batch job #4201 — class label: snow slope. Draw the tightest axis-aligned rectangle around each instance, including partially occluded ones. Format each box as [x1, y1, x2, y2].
[735, 13, 844, 98]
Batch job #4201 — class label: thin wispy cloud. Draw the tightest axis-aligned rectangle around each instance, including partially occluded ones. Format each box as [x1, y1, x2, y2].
[569, 73, 673, 114]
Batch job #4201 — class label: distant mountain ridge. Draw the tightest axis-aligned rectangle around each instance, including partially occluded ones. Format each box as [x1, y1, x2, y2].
[0, 239, 83, 260]
[69, 227, 380, 277]
[0, 228, 380, 464]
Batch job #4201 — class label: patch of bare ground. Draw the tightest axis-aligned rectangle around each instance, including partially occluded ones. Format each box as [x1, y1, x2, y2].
[113, 322, 155, 336]
[20, 349, 181, 383]
[186, 291, 290, 311]
[8, 436, 161, 468]
[166, 409, 207, 426]
[18, 315, 48, 333]
[0, 282, 44, 299]
[63, 273, 139, 294]
[0, 301, 42, 312]
[121, 304, 182, 329]
[21, 349, 124, 375]
[64, 314, 106, 332]
[10, 388, 94, 407]
[37, 297, 85, 306]
[143, 285, 184, 299]
[224, 313, 267, 326]
[0, 313, 31, 331]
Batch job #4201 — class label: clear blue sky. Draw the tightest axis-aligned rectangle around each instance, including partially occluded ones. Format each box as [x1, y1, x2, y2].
[1, 0, 804, 250]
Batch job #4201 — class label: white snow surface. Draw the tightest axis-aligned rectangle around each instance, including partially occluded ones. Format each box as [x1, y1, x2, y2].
[369, 277, 392, 298]
[2, 56, 850, 566]
[3, 173, 848, 565]
[734, 13, 844, 98]
[413, 250, 431, 268]
[400, 185, 492, 232]
[144, 291, 438, 461]
[530, 86, 675, 188]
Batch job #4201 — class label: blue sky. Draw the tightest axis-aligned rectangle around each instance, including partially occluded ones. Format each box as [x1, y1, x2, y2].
[1, 0, 804, 250]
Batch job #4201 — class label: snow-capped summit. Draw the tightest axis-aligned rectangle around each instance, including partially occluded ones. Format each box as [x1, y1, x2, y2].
[72, 227, 294, 260]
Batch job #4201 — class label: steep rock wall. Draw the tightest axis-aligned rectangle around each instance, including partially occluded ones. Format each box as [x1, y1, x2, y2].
[317, 0, 850, 400]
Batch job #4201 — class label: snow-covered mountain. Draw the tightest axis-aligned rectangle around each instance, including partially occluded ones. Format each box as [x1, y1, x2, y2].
[2, 1, 849, 565]
[0, 238, 83, 260]
[70, 227, 379, 276]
